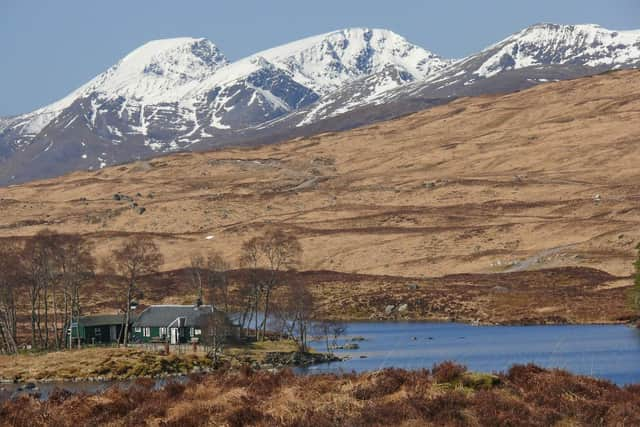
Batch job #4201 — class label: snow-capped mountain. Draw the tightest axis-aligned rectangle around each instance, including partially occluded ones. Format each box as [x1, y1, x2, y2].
[1, 24, 639, 185]
[0, 28, 446, 184]
[3, 38, 228, 145]
[288, 24, 640, 126]
[473, 23, 640, 78]
[255, 28, 450, 94]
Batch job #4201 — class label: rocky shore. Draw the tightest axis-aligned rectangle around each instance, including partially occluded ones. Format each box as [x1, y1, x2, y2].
[262, 351, 342, 369]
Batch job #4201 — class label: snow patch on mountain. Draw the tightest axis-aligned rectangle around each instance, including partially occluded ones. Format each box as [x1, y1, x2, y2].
[474, 24, 640, 78]
[253, 28, 450, 94]
[8, 38, 229, 139]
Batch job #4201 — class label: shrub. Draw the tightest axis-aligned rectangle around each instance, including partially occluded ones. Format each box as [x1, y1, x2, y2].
[160, 403, 211, 427]
[432, 360, 467, 384]
[505, 363, 545, 386]
[225, 405, 266, 427]
[472, 390, 538, 427]
[164, 381, 186, 398]
[412, 390, 470, 425]
[353, 368, 407, 400]
[461, 372, 500, 390]
[606, 402, 640, 426]
[47, 387, 73, 404]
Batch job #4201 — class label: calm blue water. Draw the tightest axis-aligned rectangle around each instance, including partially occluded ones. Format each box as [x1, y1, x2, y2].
[303, 322, 640, 385]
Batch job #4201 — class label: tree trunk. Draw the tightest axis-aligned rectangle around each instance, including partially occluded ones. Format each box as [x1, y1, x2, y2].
[36, 290, 44, 348]
[71, 285, 81, 349]
[43, 283, 49, 349]
[123, 282, 132, 347]
[52, 283, 60, 350]
[261, 287, 272, 341]
[30, 292, 37, 349]
[61, 284, 69, 349]
[254, 292, 260, 341]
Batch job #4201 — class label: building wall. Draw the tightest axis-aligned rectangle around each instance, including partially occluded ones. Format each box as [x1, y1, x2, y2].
[132, 326, 200, 343]
[69, 324, 122, 344]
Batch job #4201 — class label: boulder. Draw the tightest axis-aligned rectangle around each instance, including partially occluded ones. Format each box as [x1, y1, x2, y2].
[398, 303, 409, 313]
[263, 351, 341, 367]
[384, 305, 395, 315]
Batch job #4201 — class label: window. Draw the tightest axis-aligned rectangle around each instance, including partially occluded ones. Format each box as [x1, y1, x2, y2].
[134, 327, 141, 333]
[143, 327, 151, 337]
[194, 328, 202, 336]
[94, 328, 102, 336]
[159, 327, 167, 336]
[190, 328, 194, 336]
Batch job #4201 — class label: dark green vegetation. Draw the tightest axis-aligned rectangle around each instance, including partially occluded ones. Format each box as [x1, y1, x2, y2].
[2, 363, 639, 426]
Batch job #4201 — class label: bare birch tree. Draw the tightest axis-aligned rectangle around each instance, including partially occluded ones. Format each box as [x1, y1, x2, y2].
[0, 242, 23, 354]
[110, 236, 163, 347]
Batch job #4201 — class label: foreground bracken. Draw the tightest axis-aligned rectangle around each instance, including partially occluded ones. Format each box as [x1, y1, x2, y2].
[1, 363, 639, 426]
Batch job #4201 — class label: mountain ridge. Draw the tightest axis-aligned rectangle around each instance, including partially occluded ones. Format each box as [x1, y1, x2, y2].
[1, 23, 639, 185]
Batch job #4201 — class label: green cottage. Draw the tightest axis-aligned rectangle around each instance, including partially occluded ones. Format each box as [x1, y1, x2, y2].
[131, 304, 220, 344]
[69, 314, 126, 345]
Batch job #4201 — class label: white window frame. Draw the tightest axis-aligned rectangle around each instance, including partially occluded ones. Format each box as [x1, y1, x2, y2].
[143, 327, 151, 337]
[194, 328, 202, 336]
[134, 327, 141, 333]
[159, 327, 167, 336]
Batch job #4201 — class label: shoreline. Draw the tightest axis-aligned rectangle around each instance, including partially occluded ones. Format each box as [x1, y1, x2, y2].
[309, 316, 638, 327]
[0, 345, 342, 385]
[2, 320, 638, 385]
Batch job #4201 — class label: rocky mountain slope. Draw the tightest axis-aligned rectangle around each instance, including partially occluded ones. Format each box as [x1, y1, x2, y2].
[0, 28, 446, 184]
[1, 24, 639, 185]
[278, 24, 640, 131]
[1, 70, 639, 286]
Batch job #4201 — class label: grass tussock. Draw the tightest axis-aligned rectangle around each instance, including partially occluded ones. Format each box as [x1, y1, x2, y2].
[0, 347, 212, 381]
[1, 363, 639, 426]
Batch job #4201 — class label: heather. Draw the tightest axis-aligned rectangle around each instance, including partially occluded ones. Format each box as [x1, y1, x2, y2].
[2, 363, 639, 426]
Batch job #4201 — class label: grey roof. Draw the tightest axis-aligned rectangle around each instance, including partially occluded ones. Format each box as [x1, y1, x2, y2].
[79, 314, 125, 327]
[133, 305, 215, 328]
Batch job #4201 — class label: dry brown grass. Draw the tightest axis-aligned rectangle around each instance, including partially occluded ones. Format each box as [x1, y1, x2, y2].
[224, 338, 300, 364]
[0, 71, 639, 281]
[0, 347, 212, 381]
[2, 363, 639, 426]
[2, 70, 640, 332]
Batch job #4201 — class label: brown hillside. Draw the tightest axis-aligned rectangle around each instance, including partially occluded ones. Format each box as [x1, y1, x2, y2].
[1, 70, 639, 283]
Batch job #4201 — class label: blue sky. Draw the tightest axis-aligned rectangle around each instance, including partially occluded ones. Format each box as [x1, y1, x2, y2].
[1, 0, 638, 116]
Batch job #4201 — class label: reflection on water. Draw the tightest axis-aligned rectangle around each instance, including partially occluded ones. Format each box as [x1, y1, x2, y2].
[302, 322, 640, 385]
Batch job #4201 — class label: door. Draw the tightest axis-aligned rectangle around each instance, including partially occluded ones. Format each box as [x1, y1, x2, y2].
[170, 328, 178, 344]
[110, 325, 117, 342]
